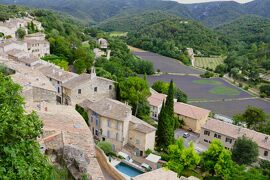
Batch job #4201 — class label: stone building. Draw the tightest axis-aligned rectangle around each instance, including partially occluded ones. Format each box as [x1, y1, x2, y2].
[37, 64, 78, 104]
[200, 118, 270, 161]
[79, 98, 156, 157]
[27, 104, 104, 180]
[24, 32, 50, 58]
[0, 39, 28, 57]
[147, 92, 167, 120]
[174, 102, 210, 133]
[62, 68, 116, 105]
[97, 38, 108, 49]
[2, 60, 56, 104]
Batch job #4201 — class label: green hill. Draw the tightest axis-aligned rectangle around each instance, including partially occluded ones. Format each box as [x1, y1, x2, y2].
[124, 13, 229, 57]
[216, 15, 270, 44]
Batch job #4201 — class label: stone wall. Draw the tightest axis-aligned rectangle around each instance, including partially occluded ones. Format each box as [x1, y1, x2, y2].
[95, 146, 126, 180]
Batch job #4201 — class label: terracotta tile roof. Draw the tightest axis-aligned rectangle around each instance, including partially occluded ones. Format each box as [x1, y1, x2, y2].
[39, 65, 77, 82]
[147, 93, 167, 107]
[203, 118, 270, 150]
[79, 98, 132, 121]
[174, 102, 210, 120]
[130, 116, 156, 134]
[132, 168, 179, 180]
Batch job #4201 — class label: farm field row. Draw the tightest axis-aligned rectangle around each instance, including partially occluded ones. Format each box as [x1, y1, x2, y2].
[194, 56, 224, 70]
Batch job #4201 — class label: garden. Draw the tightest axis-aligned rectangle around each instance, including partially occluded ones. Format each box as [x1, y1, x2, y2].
[194, 56, 224, 70]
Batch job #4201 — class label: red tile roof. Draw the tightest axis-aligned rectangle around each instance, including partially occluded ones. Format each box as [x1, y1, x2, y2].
[174, 102, 210, 120]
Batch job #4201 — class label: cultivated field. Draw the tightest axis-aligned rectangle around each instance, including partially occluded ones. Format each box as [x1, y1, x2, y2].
[134, 52, 203, 75]
[109, 31, 128, 37]
[191, 99, 270, 117]
[195, 56, 224, 70]
[147, 75, 251, 101]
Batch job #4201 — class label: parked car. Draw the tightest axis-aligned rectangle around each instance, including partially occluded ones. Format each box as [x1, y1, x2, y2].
[141, 163, 152, 171]
[183, 132, 190, 138]
[118, 151, 133, 163]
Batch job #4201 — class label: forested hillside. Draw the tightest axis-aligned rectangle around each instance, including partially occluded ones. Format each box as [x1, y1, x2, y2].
[98, 11, 179, 32]
[125, 15, 230, 58]
[216, 15, 270, 45]
[1, 0, 270, 27]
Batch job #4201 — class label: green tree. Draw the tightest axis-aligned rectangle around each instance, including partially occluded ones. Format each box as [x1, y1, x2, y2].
[260, 84, 270, 97]
[156, 101, 174, 151]
[201, 140, 234, 177]
[233, 106, 268, 130]
[16, 27, 26, 39]
[166, 138, 200, 176]
[165, 80, 175, 116]
[97, 141, 114, 156]
[232, 136, 259, 165]
[74, 58, 86, 74]
[0, 74, 53, 179]
[119, 77, 150, 117]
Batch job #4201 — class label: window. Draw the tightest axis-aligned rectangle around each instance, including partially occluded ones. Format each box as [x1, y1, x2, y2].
[95, 129, 99, 136]
[116, 133, 119, 141]
[57, 87, 60, 93]
[95, 118, 99, 126]
[116, 121, 120, 130]
[109, 85, 112, 90]
[264, 151, 268, 157]
[107, 119, 110, 127]
[204, 130, 210, 136]
[225, 137, 233, 144]
[204, 139, 208, 143]
[57, 81, 60, 84]
[136, 139, 140, 145]
[78, 89, 81, 94]
[94, 87, 98, 92]
[107, 130, 110, 138]
[214, 133, 221, 139]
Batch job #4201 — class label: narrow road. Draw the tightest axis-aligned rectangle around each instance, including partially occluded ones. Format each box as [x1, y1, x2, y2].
[189, 97, 259, 103]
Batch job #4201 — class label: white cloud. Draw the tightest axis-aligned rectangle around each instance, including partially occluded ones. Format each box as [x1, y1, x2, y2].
[171, 0, 254, 4]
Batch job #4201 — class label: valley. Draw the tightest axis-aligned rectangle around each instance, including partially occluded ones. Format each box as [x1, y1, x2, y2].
[133, 49, 270, 117]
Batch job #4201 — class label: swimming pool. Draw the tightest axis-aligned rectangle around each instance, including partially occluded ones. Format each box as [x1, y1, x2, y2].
[115, 162, 144, 177]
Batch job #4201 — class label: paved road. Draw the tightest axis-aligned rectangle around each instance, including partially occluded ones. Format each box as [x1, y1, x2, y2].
[174, 129, 199, 147]
[133, 51, 203, 75]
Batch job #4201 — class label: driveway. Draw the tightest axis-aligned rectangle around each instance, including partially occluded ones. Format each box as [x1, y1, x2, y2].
[174, 129, 199, 147]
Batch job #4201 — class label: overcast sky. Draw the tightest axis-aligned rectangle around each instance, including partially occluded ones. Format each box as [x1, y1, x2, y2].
[172, 0, 254, 4]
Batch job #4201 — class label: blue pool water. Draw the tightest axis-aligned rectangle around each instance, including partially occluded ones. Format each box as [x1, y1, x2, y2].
[115, 162, 144, 177]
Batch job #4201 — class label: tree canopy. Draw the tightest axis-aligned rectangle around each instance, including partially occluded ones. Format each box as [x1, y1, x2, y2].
[232, 136, 259, 165]
[0, 74, 53, 179]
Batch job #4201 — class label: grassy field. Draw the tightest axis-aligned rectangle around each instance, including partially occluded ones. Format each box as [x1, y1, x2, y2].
[195, 56, 224, 70]
[109, 31, 128, 37]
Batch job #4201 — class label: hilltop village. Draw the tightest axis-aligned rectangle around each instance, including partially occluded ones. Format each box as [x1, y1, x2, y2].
[0, 15, 269, 180]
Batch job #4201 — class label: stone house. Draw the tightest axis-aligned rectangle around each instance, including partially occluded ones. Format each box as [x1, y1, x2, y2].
[29, 104, 104, 180]
[147, 92, 167, 120]
[37, 64, 78, 104]
[174, 102, 210, 133]
[79, 98, 156, 156]
[24, 32, 50, 58]
[200, 118, 270, 161]
[3, 61, 57, 104]
[0, 39, 28, 57]
[97, 38, 108, 49]
[62, 68, 116, 105]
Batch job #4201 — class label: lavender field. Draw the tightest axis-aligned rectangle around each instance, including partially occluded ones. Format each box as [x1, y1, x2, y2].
[147, 75, 251, 101]
[191, 99, 270, 117]
[134, 52, 202, 74]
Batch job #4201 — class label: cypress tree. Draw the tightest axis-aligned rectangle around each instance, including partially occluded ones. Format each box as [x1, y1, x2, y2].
[165, 80, 174, 115]
[156, 101, 174, 151]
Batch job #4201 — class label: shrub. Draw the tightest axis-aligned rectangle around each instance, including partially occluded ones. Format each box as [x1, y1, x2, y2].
[244, 86, 249, 90]
[239, 83, 243, 88]
[97, 141, 115, 156]
[145, 149, 152, 155]
[200, 71, 214, 78]
[260, 84, 270, 97]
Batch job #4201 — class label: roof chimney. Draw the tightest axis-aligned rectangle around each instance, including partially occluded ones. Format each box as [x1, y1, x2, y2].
[58, 71, 62, 76]
[265, 136, 269, 142]
[106, 103, 111, 110]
